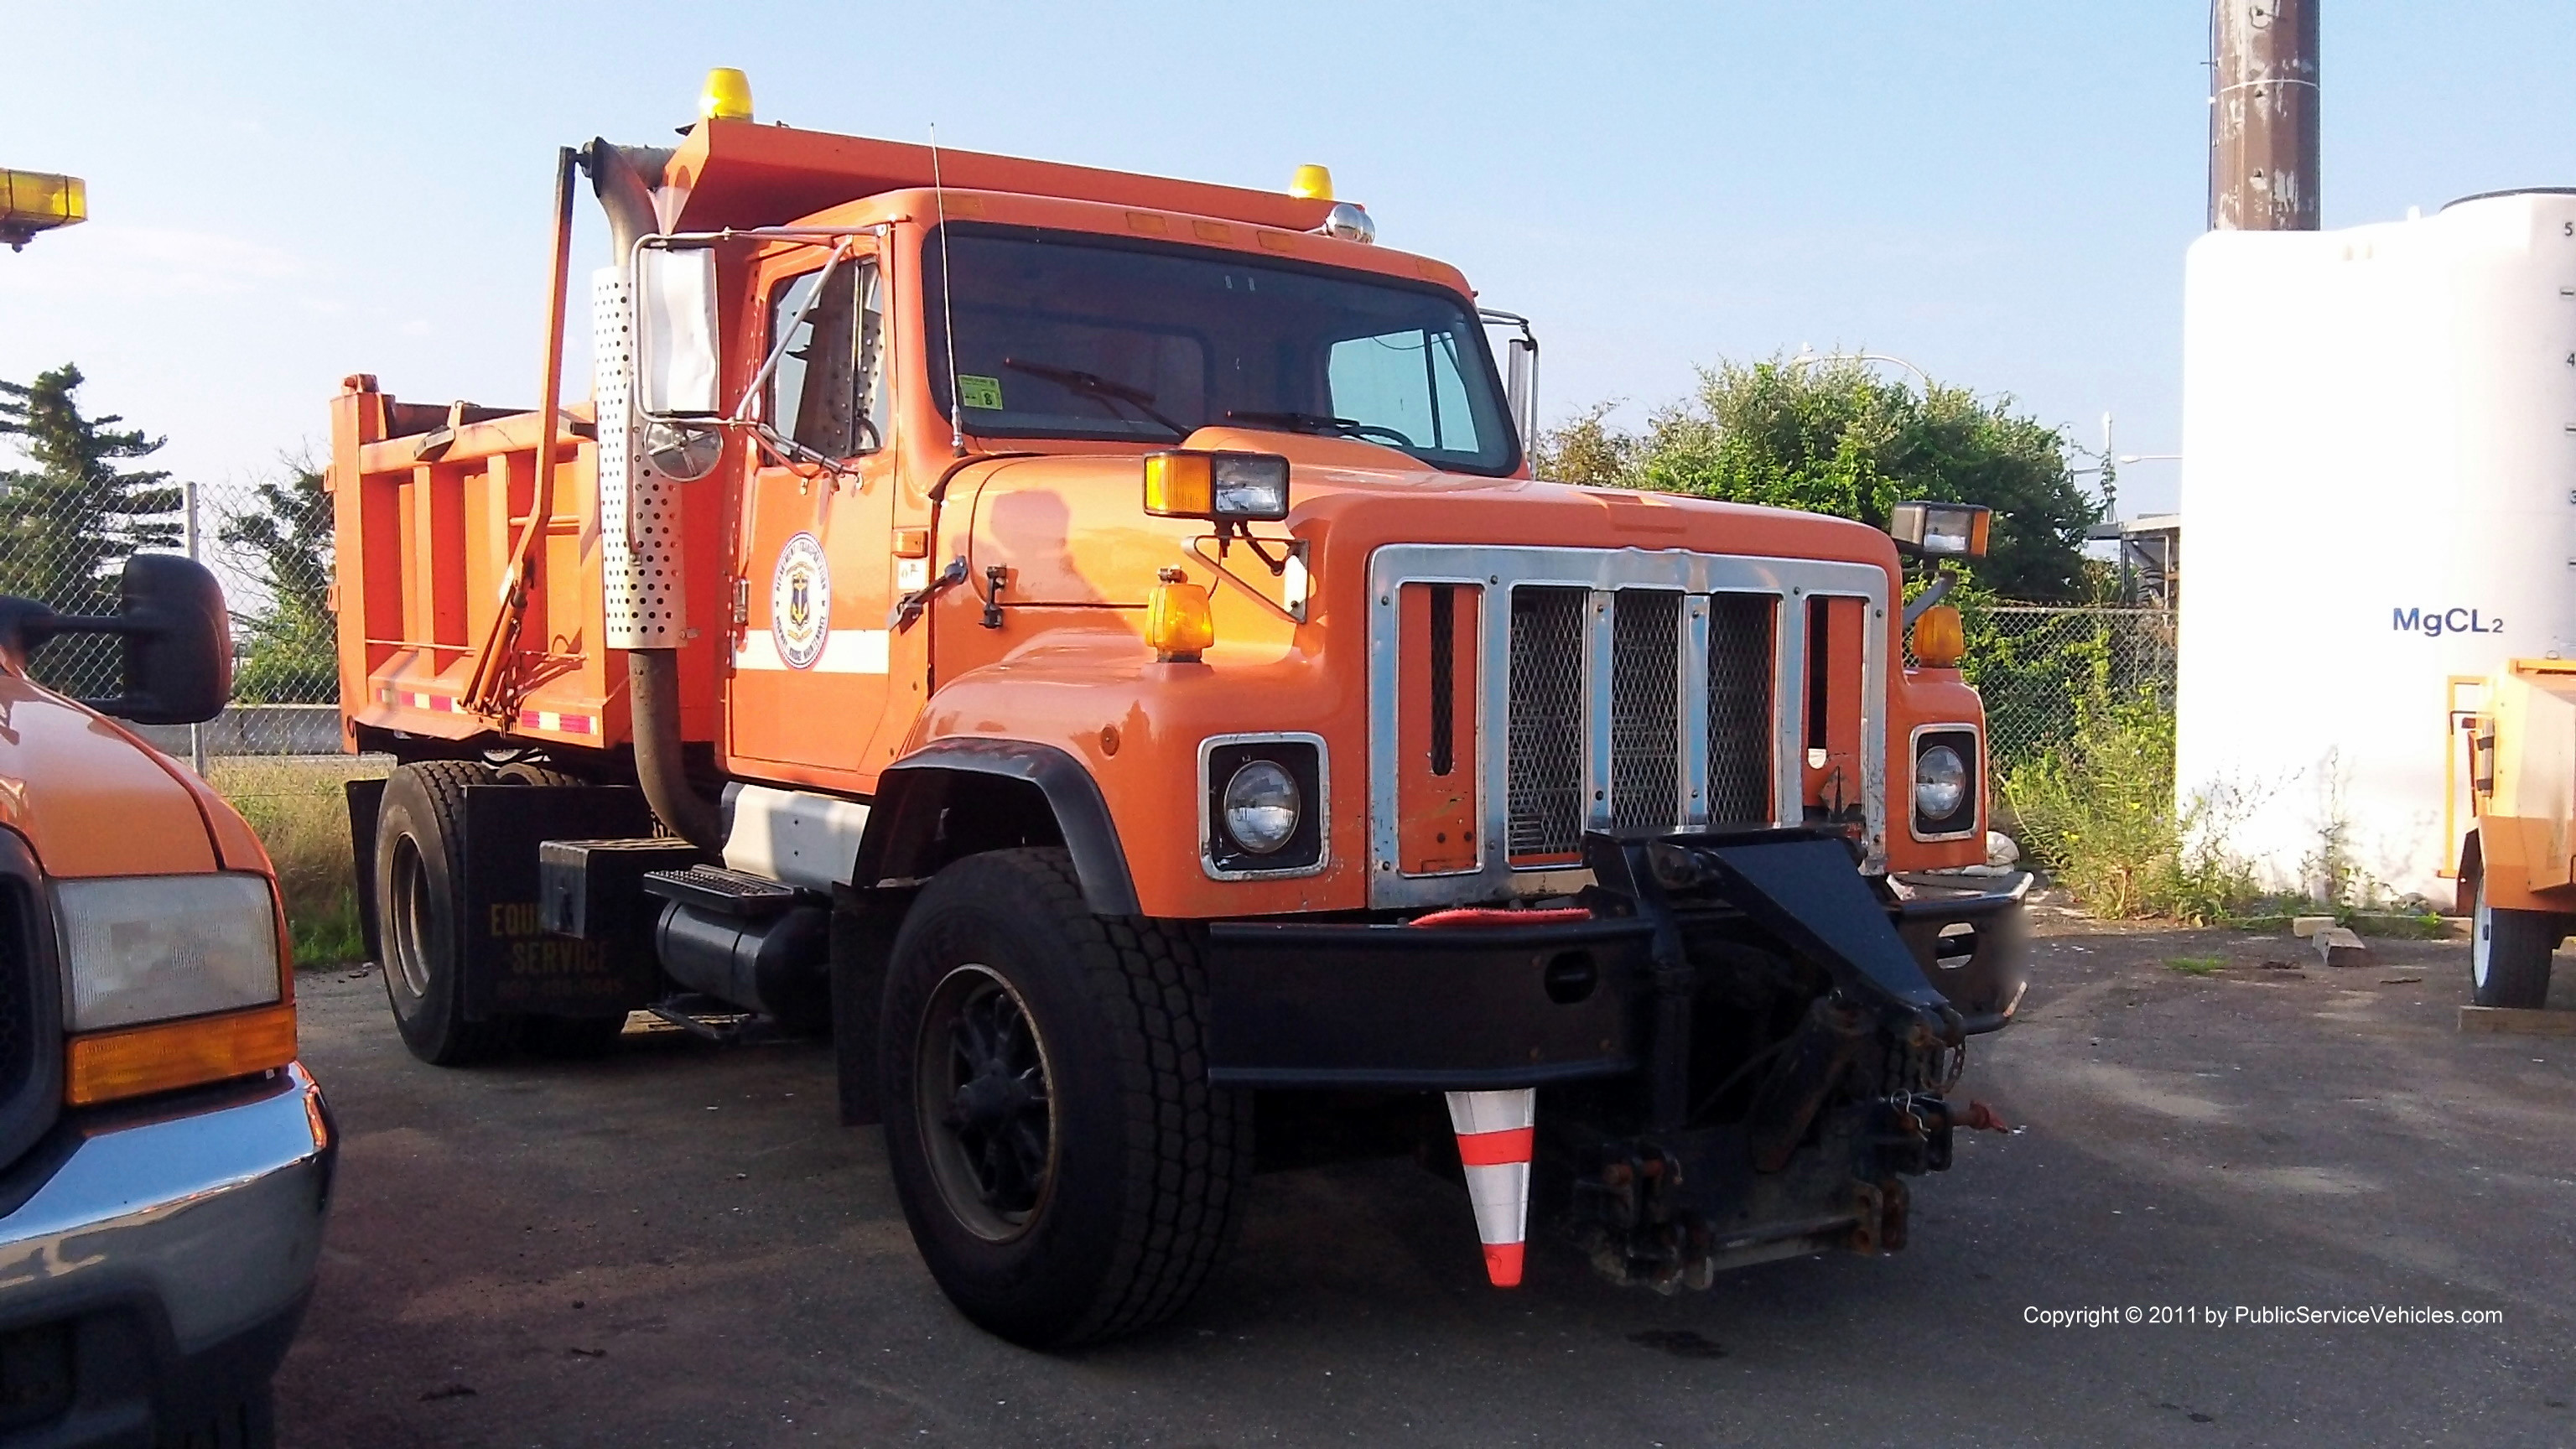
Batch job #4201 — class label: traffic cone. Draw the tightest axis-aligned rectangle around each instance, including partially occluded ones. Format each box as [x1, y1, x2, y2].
[1445, 1088, 1536, 1287]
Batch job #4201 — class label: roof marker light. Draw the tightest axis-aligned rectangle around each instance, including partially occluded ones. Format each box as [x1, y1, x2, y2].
[1317, 203, 1375, 245]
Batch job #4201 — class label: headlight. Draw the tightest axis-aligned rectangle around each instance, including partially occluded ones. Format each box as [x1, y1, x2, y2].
[1222, 759, 1303, 855]
[1914, 745, 1968, 824]
[54, 874, 281, 1031]
[1210, 453, 1292, 520]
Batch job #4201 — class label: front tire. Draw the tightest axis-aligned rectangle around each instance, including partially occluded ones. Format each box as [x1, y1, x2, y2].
[2471, 870, 2560, 1010]
[880, 849, 1250, 1348]
[377, 761, 522, 1065]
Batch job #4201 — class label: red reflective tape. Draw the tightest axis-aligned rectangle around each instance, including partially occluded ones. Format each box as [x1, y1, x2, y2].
[562, 715, 593, 735]
[1456, 1125, 1534, 1167]
[1407, 906, 1592, 929]
[1481, 1240, 1525, 1288]
[517, 709, 543, 729]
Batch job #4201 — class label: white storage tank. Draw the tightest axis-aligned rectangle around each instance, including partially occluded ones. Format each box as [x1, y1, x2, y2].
[2177, 190, 2576, 902]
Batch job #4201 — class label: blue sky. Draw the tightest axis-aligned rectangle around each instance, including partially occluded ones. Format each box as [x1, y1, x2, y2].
[4, 2, 2570, 519]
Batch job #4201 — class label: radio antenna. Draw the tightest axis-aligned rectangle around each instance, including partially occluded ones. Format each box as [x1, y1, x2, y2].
[929, 123, 965, 458]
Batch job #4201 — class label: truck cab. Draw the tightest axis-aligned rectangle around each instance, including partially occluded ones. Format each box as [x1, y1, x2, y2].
[337, 80, 2025, 1348]
[0, 555, 333, 1444]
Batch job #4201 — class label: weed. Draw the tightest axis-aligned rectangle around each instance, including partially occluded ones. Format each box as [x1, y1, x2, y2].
[2166, 956, 2225, 976]
[2001, 685, 2259, 922]
[206, 757, 382, 968]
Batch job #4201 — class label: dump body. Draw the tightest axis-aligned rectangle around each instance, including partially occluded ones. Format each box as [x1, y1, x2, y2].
[335, 110, 2026, 1337]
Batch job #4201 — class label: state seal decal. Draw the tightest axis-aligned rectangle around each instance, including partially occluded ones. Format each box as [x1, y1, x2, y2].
[771, 532, 832, 670]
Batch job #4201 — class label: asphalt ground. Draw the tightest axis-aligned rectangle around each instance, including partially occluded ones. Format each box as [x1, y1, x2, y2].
[273, 913, 2576, 1447]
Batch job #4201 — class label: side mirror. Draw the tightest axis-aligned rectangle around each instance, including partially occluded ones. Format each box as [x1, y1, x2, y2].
[0, 555, 233, 724]
[95, 554, 233, 724]
[633, 243, 722, 418]
[1887, 501, 1991, 560]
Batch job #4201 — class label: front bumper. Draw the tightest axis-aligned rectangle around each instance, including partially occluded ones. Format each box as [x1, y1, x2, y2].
[1203, 868, 2031, 1089]
[0, 1062, 335, 1446]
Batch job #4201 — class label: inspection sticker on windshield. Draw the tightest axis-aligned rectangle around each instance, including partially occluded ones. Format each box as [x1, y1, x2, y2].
[958, 375, 1005, 410]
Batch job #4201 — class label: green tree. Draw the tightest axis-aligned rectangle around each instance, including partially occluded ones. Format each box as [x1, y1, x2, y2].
[0, 363, 185, 612]
[221, 458, 338, 704]
[1536, 357, 2101, 602]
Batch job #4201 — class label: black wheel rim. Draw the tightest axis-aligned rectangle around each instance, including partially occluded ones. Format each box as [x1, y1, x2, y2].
[916, 963, 1057, 1242]
[387, 833, 434, 1001]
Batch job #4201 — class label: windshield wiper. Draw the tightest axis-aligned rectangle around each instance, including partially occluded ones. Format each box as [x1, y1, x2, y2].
[1224, 409, 1416, 448]
[1000, 359, 1187, 438]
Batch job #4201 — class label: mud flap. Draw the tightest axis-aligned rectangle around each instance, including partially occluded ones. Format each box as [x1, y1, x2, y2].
[345, 777, 388, 966]
[456, 785, 661, 1019]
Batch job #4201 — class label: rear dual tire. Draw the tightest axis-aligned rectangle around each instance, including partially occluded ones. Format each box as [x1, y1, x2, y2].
[880, 848, 1251, 1348]
[374, 761, 629, 1065]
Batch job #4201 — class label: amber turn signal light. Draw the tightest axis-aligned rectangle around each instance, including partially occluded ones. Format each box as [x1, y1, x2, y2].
[65, 1002, 299, 1107]
[1911, 603, 1966, 668]
[1147, 569, 1216, 662]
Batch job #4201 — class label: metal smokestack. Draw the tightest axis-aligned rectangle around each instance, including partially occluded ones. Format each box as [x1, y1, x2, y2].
[2209, 0, 2320, 230]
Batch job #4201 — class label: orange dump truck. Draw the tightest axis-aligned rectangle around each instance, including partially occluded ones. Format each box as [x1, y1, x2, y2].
[334, 73, 2028, 1347]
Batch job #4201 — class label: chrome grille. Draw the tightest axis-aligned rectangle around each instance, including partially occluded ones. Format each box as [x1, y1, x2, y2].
[1706, 592, 1776, 825]
[1368, 543, 1888, 908]
[1506, 586, 1588, 857]
[1610, 590, 1683, 830]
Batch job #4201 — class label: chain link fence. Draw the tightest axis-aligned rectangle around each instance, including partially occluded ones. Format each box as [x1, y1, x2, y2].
[3, 440, 2182, 775]
[1969, 605, 2179, 774]
[2, 465, 339, 761]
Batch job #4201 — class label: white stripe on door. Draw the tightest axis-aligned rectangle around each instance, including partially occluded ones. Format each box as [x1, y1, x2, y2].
[732, 628, 892, 674]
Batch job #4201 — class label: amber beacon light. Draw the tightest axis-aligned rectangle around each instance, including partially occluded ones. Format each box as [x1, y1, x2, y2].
[700, 68, 755, 123]
[1910, 603, 1966, 669]
[1, 169, 86, 251]
[1147, 568, 1217, 662]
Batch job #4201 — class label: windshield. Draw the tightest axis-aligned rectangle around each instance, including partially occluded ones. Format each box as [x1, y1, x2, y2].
[922, 224, 1520, 475]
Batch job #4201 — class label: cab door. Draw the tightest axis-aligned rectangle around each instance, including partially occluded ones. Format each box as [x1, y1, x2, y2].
[726, 245, 899, 788]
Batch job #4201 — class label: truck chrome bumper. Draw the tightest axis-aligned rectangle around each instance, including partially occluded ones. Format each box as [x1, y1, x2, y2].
[0, 1062, 334, 1445]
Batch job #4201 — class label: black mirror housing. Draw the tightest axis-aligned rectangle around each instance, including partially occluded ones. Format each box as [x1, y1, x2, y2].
[101, 553, 233, 724]
[0, 555, 233, 725]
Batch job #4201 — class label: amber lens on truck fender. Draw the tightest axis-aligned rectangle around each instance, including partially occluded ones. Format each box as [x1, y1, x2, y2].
[1143, 452, 1214, 517]
[65, 1002, 299, 1107]
[1146, 581, 1216, 659]
[1910, 603, 1966, 667]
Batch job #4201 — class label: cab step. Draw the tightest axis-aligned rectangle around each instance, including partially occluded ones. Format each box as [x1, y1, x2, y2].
[641, 865, 804, 919]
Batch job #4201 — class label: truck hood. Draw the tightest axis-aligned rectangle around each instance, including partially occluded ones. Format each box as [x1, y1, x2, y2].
[0, 676, 220, 878]
[962, 428, 1904, 608]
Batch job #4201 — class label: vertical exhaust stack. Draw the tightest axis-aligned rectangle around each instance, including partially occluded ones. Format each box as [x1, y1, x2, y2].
[2210, 0, 2321, 230]
[583, 140, 724, 853]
